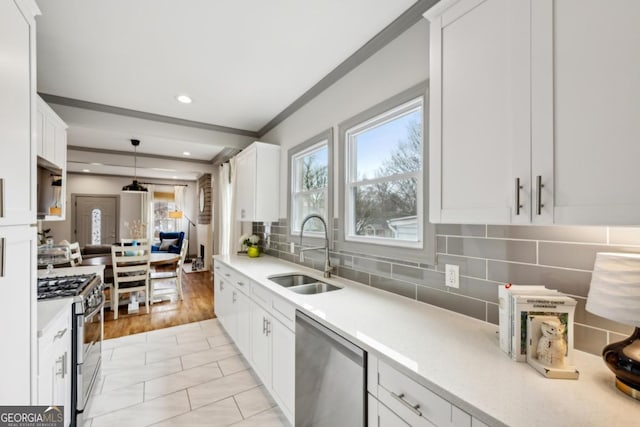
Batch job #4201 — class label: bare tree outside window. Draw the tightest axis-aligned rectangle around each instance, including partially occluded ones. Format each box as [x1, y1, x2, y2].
[346, 99, 423, 245]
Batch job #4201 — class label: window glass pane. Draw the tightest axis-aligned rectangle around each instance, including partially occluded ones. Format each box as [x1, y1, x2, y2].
[91, 208, 101, 245]
[153, 201, 177, 237]
[354, 109, 421, 181]
[353, 177, 418, 241]
[293, 191, 326, 232]
[294, 146, 328, 191]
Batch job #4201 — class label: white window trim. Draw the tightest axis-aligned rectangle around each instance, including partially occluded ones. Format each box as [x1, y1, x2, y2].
[291, 139, 329, 237]
[344, 96, 424, 248]
[287, 129, 334, 243]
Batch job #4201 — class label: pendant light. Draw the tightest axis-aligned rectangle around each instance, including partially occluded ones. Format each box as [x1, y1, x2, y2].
[122, 139, 148, 193]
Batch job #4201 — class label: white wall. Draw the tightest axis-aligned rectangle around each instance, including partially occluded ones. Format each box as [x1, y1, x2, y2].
[260, 20, 430, 219]
[43, 173, 199, 249]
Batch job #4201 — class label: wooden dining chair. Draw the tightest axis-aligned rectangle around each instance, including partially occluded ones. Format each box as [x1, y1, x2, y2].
[149, 239, 188, 303]
[110, 243, 150, 319]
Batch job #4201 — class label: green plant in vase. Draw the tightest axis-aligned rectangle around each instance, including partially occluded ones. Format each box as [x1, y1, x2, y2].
[240, 234, 260, 257]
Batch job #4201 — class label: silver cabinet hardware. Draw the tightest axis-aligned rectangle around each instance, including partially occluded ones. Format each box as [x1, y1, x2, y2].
[262, 317, 267, 334]
[0, 238, 5, 278]
[536, 175, 544, 215]
[56, 352, 67, 378]
[54, 328, 67, 340]
[0, 178, 4, 217]
[237, 281, 245, 287]
[515, 177, 523, 215]
[220, 281, 224, 291]
[391, 392, 422, 417]
[224, 273, 230, 278]
[232, 291, 237, 303]
[265, 319, 271, 336]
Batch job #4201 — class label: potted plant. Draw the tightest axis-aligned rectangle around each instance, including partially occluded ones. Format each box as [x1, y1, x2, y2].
[240, 234, 260, 257]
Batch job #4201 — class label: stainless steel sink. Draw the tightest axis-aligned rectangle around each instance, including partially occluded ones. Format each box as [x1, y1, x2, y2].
[288, 282, 342, 295]
[268, 274, 343, 295]
[268, 274, 317, 288]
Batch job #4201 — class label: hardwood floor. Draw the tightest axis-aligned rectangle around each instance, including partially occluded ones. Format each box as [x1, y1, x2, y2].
[103, 267, 216, 340]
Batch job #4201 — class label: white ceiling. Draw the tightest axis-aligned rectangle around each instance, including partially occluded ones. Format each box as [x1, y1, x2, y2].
[35, 0, 419, 180]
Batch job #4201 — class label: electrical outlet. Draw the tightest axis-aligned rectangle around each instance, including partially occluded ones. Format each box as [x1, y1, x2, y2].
[445, 264, 459, 288]
[290, 241, 295, 254]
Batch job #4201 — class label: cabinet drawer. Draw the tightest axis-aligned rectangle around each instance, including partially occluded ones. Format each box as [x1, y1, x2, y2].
[378, 360, 451, 427]
[251, 280, 272, 307]
[270, 293, 295, 331]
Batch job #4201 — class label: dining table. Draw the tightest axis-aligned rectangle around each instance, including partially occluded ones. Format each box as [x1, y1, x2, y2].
[80, 251, 180, 268]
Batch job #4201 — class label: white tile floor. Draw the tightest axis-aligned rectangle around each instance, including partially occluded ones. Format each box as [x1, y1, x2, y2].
[84, 319, 289, 427]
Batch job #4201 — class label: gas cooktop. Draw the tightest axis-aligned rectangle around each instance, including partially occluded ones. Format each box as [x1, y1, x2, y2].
[37, 274, 98, 300]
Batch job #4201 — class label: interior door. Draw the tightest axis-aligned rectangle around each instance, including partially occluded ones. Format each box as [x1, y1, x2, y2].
[74, 195, 118, 245]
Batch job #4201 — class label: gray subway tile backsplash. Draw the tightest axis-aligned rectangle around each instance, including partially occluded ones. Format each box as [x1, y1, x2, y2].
[487, 225, 607, 243]
[256, 219, 634, 357]
[608, 227, 640, 245]
[447, 236, 537, 263]
[435, 254, 486, 279]
[370, 275, 417, 300]
[487, 260, 593, 297]
[416, 286, 487, 322]
[436, 224, 486, 237]
[574, 324, 607, 355]
[539, 242, 640, 270]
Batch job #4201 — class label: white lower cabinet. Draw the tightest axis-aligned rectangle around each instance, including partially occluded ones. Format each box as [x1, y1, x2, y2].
[37, 307, 71, 426]
[250, 302, 272, 387]
[369, 358, 492, 427]
[271, 317, 295, 418]
[214, 260, 295, 425]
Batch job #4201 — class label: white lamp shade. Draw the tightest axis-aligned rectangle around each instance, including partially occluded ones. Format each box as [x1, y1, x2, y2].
[586, 252, 640, 327]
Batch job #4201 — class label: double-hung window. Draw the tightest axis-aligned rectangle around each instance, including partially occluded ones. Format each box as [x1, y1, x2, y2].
[289, 130, 332, 237]
[338, 83, 434, 263]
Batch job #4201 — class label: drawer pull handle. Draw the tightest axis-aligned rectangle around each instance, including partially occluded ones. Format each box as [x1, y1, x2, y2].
[237, 281, 245, 287]
[224, 273, 231, 278]
[391, 392, 422, 417]
[54, 328, 67, 340]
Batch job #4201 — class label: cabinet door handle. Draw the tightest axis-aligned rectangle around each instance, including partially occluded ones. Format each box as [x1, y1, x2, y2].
[0, 178, 4, 218]
[266, 319, 271, 336]
[220, 282, 224, 291]
[515, 178, 523, 215]
[391, 392, 422, 417]
[237, 281, 245, 287]
[56, 352, 67, 378]
[0, 237, 5, 278]
[536, 175, 545, 215]
[54, 328, 67, 340]
[224, 273, 231, 278]
[232, 291, 237, 303]
[262, 317, 267, 334]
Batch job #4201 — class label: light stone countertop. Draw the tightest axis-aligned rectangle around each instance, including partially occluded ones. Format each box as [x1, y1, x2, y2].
[37, 265, 105, 337]
[215, 254, 640, 426]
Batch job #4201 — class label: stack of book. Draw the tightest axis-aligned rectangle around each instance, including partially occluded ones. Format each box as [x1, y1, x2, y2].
[498, 284, 579, 379]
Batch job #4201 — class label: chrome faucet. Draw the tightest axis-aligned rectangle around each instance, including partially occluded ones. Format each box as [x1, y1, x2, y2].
[299, 214, 332, 278]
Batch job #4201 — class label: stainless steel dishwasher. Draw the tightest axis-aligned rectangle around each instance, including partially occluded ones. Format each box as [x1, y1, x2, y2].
[295, 311, 366, 426]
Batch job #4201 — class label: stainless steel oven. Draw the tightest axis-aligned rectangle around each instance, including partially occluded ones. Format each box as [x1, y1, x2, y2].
[73, 292, 104, 416]
[37, 273, 104, 427]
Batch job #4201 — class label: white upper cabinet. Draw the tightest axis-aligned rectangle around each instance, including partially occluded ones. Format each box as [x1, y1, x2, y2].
[426, 0, 640, 225]
[234, 142, 280, 222]
[0, 0, 37, 226]
[37, 96, 67, 171]
[541, 0, 640, 224]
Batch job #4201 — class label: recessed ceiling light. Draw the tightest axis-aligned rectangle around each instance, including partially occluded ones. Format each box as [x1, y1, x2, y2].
[183, 151, 191, 156]
[82, 169, 90, 172]
[176, 95, 192, 104]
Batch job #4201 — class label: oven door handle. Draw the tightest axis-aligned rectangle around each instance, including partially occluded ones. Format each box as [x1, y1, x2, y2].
[85, 300, 105, 321]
